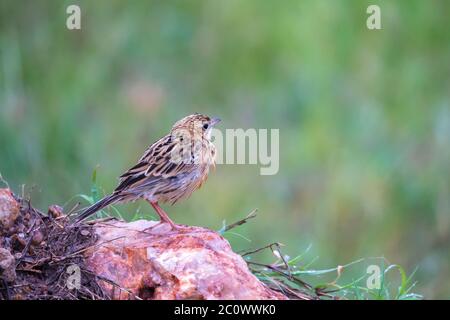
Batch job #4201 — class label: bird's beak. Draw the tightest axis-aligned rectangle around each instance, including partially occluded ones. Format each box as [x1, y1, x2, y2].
[210, 117, 221, 127]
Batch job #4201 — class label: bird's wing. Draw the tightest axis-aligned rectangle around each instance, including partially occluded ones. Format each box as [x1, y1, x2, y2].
[114, 134, 194, 194]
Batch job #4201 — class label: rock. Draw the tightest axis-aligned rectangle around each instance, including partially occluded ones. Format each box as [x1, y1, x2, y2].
[31, 230, 44, 245]
[48, 205, 63, 218]
[0, 248, 16, 282]
[86, 220, 287, 300]
[0, 189, 20, 229]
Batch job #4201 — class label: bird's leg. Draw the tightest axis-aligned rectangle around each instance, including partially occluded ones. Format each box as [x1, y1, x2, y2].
[148, 201, 179, 230]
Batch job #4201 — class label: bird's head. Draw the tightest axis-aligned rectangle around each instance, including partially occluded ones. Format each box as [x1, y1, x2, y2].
[171, 113, 221, 141]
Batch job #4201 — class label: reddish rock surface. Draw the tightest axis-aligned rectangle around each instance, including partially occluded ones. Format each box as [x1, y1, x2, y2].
[86, 220, 287, 300]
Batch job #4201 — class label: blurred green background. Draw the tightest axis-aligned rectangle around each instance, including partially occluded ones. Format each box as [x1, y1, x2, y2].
[1, 0, 449, 298]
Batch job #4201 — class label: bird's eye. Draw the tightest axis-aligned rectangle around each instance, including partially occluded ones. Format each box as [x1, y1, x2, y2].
[203, 123, 209, 130]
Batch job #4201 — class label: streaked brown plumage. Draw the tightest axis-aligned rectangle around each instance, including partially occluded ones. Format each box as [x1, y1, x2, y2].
[75, 114, 220, 229]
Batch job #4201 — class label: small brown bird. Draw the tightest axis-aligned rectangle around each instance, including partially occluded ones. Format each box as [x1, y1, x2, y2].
[75, 113, 220, 229]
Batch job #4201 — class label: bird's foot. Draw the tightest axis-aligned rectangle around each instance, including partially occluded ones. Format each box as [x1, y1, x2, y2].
[164, 220, 183, 232]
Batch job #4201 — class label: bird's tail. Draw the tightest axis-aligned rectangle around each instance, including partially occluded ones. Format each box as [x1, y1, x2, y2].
[74, 194, 119, 223]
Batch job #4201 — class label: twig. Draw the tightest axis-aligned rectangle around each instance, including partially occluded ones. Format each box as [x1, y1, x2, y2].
[49, 236, 126, 264]
[234, 234, 295, 285]
[66, 202, 81, 217]
[84, 216, 118, 224]
[25, 218, 37, 234]
[15, 231, 36, 267]
[248, 261, 313, 290]
[15, 268, 42, 274]
[240, 242, 281, 257]
[273, 242, 292, 280]
[223, 209, 257, 232]
[91, 272, 140, 300]
[268, 278, 314, 300]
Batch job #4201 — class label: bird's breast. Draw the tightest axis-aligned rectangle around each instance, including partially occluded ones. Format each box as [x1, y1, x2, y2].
[153, 142, 216, 205]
